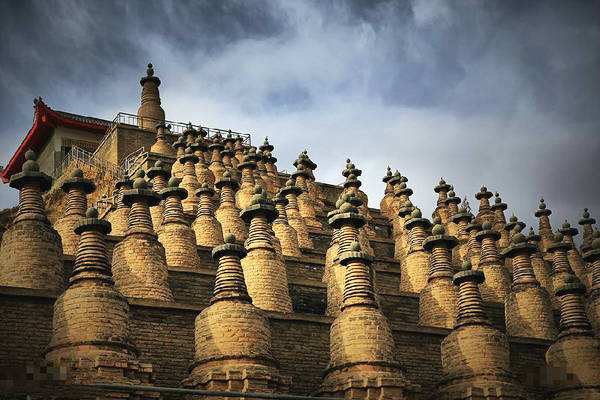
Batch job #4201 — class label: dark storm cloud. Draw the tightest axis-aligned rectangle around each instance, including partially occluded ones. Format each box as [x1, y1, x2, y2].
[0, 0, 599, 233]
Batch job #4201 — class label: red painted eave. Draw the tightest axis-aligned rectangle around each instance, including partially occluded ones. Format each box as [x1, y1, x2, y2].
[1, 100, 109, 183]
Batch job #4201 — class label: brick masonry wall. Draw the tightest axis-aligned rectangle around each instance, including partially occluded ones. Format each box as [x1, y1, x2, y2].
[0, 178, 553, 399]
[0, 287, 551, 398]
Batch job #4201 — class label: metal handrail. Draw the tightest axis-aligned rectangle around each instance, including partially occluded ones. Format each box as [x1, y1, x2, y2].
[111, 112, 252, 145]
[83, 383, 339, 400]
[53, 146, 123, 180]
[120, 147, 147, 176]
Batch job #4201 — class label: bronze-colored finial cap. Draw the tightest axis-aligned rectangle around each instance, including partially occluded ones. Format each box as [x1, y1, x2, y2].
[9, 149, 53, 191]
[475, 185, 492, 200]
[195, 182, 215, 197]
[490, 192, 507, 211]
[328, 198, 365, 228]
[147, 160, 171, 180]
[173, 136, 187, 150]
[445, 187, 461, 205]
[453, 261, 485, 285]
[237, 149, 257, 170]
[388, 170, 402, 185]
[159, 176, 187, 200]
[505, 214, 524, 232]
[264, 151, 277, 164]
[240, 186, 277, 223]
[74, 207, 111, 235]
[405, 207, 432, 229]
[579, 208, 596, 226]
[394, 181, 414, 197]
[423, 216, 457, 251]
[559, 220, 578, 237]
[434, 177, 451, 193]
[183, 123, 197, 138]
[132, 169, 149, 189]
[510, 223, 527, 244]
[179, 146, 199, 165]
[280, 178, 302, 196]
[122, 170, 161, 206]
[451, 205, 474, 224]
[259, 137, 274, 152]
[534, 198, 552, 217]
[339, 240, 374, 266]
[382, 166, 393, 183]
[60, 168, 96, 193]
[293, 149, 317, 169]
[397, 200, 414, 218]
[215, 170, 239, 190]
[476, 221, 501, 242]
[501, 222, 538, 257]
[582, 230, 600, 262]
[343, 173, 361, 188]
[546, 230, 570, 252]
[140, 63, 161, 86]
[212, 233, 247, 260]
[555, 274, 586, 296]
[209, 134, 225, 151]
[342, 158, 362, 177]
[292, 164, 311, 179]
[190, 136, 208, 152]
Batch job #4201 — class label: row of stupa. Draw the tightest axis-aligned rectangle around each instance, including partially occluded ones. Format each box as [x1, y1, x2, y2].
[0, 64, 599, 399]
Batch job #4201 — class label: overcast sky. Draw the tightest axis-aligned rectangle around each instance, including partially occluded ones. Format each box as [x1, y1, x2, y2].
[0, 0, 599, 233]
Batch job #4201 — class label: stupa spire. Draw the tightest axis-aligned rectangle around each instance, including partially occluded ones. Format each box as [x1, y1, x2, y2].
[400, 207, 432, 293]
[545, 274, 600, 399]
[192, 183, 224, 247]
[434, 178, 452, 224]
[179, 146, 200, 214]
[0, 150, 64, 291]
[151, 122, 175, 156]
[501, 220, 557, 340]
[146, 159, 170, 231]
[280, 178, 313, 250]
[240, 185, 293, 313]
[157, 177, 202, 271]
[583, 230, 600, 335]
[419, 216, 458, 328]
[111, 169, 174, 301]
[235, 149, 258, 210]
[436, 260, 526, 399]
[215, 170, 248, 243]
[292, 163, 321, 229]
[54, 168, 96, 255]
[137, 63, 165, 131]
[558, 220, 587, 282]
[475, 221, 511, 302]
[272, 190, 302, 257]
[45, 207, 153, 386]
[534, 197, 554, 254]
[184, 233, 290, 393]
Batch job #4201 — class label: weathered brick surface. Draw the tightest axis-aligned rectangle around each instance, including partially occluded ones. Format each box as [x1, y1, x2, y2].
[505, 285, 557, 340]
[0, 286, 552, 398]
[419, 278, 457, 329]
[112, 235, 174, 301]
[158, 221, 203, 271]
[0, 219, 64, 292]
[127, 300, 197, 387]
